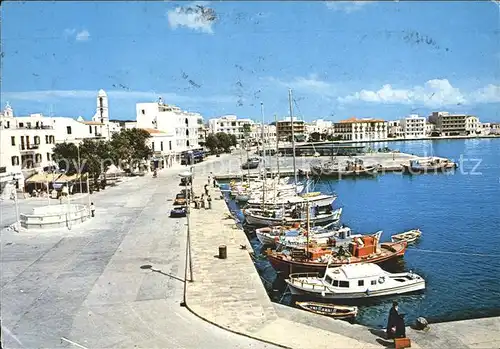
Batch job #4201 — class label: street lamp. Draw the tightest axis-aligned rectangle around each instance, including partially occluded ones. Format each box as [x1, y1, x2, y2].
[178, 170, 193, 286]
[11, 174, 20, 232]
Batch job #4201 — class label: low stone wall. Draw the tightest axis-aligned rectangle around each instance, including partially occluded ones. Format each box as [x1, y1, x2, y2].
[20, 204, 89, 229]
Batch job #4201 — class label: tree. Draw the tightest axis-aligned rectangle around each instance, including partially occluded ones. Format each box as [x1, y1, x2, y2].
[110, 128, 152, 171]
[309, 132, 321, 142]
[229, 134, 237, 147]
[79, 139, 113, 188]
[52, 142, 79, 175]
[205, 134, 219, 153]
[215, 132, 232, 152]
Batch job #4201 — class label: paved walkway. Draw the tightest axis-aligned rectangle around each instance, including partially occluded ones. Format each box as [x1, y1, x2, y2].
[1, 162, 280, 349]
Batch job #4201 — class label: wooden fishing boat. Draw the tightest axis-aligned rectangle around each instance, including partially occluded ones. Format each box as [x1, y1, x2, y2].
[391, 229, 422, 244]
[266, 239, 407, 277]
[295, 301, 358, 319]
[401, 158, 457, 174]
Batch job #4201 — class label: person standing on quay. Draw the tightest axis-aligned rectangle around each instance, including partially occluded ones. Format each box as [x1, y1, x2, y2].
[207, 195, 212, 209]
[386, 301, 406, 339]
[204, 183, 209, 196]
[90, 202, 95, 218]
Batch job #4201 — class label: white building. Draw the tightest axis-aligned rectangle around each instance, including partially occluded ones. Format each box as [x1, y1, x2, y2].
[305, 119, 333, 135]
[136, 98, 200, 163]
[0, 103, 57, 190]
[333, 117, 388, 141]
[254, 123, 277, 143]
[426, 122, 436, 136]
[208, 115, 255, 140]
[387, 120, 403, 138]
[400, 114, 426, 139]
[142, 128, 175, 169]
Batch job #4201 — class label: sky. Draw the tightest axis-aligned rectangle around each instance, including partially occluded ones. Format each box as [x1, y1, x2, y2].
[1, 1, 499, 123]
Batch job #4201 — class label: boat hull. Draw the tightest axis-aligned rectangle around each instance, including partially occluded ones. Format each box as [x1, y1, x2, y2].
[267, 242, 406, 277]
[245, 208, 342, 227]
[295, 302, 358, 319]
[287, 279, 425, 299]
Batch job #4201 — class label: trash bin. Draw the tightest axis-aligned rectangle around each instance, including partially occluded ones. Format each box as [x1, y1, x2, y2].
[218, 245, 227, 259]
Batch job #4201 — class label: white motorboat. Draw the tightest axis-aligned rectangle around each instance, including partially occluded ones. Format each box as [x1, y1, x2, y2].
[285, 263, 425, 299]
[246, 192, 336, 209]
[244, 207, 342, 227]
[256, 225, 302, 246]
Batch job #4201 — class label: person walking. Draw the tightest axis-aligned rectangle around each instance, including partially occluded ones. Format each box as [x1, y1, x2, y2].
[386, 301, 406, 339]
[204, 184, 209, 196]
[207, 195, 212, 209]
[90, 202, 95, 218]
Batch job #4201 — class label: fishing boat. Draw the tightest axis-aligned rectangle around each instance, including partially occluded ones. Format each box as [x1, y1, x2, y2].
[241, 157, 260, 170]
[391, 229, 422, 244]
[266, 236, 407, 277]
[246, 192, 336, 209]
[243, 207, 342, 227]
[277, 225, 360, 250]
[285, 263, 425, 299]
[295, 301, 358, 319]
[311, 158, 380, 178]
[256, 222, 348, 247]
[402, 157, 457, 174]
[256, 225, 301, 245]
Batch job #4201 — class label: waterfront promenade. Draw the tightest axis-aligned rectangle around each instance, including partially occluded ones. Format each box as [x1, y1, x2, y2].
[1, 153, 498, 348]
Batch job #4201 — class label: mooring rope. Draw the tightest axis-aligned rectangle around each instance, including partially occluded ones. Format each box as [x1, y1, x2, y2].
[410, 248, 497, 258]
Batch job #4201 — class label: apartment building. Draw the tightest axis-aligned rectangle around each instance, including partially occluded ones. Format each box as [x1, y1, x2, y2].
[135, 98, 201, 164]
[208, 115, 254, 140]
[428, 111, 481, 136]
[400, 115, 426, 138]
[333, 117, 388, 141]
[276, 117, 306, 141]
[387, 120, 403, 138]
[254, 123, 277, 143]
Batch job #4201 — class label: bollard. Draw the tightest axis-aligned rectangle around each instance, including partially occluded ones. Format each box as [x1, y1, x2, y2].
[218, 245, 227, 259]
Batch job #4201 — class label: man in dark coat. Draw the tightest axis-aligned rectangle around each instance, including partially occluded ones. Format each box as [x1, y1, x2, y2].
[387, 301, 406, 339]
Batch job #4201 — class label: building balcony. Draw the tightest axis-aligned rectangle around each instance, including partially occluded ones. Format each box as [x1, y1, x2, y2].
[19, 144, 39, 152]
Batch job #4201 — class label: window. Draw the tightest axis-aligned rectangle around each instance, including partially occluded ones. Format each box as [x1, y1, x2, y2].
[371, 280, 377, 286]
[19, 122, 24, 127]
[6, 121, 10, 128]
[332, 280, 339, 287]
[11, 156, 19, 166]
[0, 166, 6, 173]
[34, 136, 40, 145]
[141, 109, 145, 115]
[47, 153, 51, 161]
[339, 281, 349, 288]
[325, 276, 333, 284]
[185, 118, 189, 126]
[151, 142, 155, 151]
[358, 280, 364, 287]
[67, 126, 72, 134]
[89, 125, 93, 133]
[45, 135, 49, 144]
[160, 142, 163, 151]
[186, 140, 190, 147]
[169, 141, 172, 150]
[11, 136, 15, 146]
[35, 154, 42, 163]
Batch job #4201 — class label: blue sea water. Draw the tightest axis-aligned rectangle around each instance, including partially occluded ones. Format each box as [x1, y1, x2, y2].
[224, 138, 500, 328]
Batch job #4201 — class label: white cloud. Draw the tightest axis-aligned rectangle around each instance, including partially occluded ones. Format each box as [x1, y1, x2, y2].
[0, 90, 235, 105]
[75, 30, 90, 42]
[338, 79, 500, 106]
[63, 28, 90, 42]
[167, 2, 216, 34]
[325, 1, 371, 13]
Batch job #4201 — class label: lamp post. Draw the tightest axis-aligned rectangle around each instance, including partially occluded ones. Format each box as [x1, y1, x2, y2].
[77, 142, 83, 194]
[11, 175, 20, 232]
[179, 170, 193, 285]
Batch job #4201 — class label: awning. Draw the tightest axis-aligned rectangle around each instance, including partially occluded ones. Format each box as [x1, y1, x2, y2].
[26, 173, 60, 183]
[57, 174, 84, 182]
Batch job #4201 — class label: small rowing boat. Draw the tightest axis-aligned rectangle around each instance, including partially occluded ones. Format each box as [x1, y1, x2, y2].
[391, 229, 422, 244]
[295, 301, 358, 319]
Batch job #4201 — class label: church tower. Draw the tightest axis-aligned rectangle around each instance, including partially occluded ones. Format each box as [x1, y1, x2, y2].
[93, 89, 109, 123]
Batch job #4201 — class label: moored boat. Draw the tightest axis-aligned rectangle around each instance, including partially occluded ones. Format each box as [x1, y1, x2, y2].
[401, 157, 457, 174]
[244, 207, 342, 227]
[295, 301, 358, 319]
[285, 263, 425, 299]
[391, 229, 422, 244]
[266, 238, 407, 277]
[246, 192, 336, 209]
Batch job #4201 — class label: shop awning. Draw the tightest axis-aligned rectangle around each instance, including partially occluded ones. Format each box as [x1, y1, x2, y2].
[26, 173, 60, 183]
[56, 174, 87, 182]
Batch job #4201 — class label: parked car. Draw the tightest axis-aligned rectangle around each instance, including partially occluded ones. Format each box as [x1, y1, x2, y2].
[170, 206, 187, 218]
[174, 193, 187, 206]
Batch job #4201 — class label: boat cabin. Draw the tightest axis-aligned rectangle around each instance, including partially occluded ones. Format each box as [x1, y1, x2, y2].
[322, 263, 387, 290]
[348, 234, 381, 257]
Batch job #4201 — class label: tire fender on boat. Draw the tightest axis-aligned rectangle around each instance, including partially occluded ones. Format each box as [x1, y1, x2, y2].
[378, 276, 386, 284]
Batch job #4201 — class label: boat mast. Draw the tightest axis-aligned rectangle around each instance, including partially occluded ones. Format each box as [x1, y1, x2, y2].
[261, 102, 267, 207]
[275, 113, 280, 177]
[306, 198, 310, 260]
[288, 89, 298, 189]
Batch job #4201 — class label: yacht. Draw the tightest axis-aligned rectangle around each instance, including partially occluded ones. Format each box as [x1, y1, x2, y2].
[285, 263, 425, 299]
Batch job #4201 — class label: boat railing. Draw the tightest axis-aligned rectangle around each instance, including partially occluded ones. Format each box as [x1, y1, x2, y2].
[289, 272, 320, 279]
[289, 273, 329, 291]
